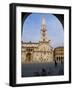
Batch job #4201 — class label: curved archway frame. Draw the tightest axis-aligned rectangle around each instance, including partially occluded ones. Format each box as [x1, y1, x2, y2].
[21, 13, 64, 35]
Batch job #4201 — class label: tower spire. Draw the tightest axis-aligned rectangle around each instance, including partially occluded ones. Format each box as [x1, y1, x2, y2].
[41, 16, 46, 30]
[42, 16, 46, 25]
[40, 16, 48, 42]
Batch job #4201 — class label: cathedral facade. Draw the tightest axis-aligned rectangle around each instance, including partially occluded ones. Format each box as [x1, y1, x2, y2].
[21, 17, 54, 63]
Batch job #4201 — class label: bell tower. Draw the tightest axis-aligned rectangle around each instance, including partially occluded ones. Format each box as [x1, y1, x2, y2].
[40, 16, 49, 42]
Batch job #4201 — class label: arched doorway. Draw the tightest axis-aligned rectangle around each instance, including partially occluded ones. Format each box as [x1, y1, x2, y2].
[26, 53, 31, 62]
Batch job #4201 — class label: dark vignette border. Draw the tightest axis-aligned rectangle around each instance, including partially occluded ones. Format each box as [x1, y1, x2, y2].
[22, 13, 64, 31]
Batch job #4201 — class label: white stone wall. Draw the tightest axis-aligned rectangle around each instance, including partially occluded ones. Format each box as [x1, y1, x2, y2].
[21, 52, 26, 63]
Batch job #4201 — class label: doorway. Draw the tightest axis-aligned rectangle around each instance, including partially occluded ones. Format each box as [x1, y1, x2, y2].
[26, 53, 31, 62]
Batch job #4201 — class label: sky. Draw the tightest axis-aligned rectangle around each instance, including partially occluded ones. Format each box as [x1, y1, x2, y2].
[21, 13, 64, 48]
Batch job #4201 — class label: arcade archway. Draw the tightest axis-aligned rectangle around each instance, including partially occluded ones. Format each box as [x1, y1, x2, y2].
[26, 53, 32, 62]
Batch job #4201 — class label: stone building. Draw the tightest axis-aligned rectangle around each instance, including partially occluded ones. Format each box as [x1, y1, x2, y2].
[21, 17, 53, 63]
[54, 47, 64, 63]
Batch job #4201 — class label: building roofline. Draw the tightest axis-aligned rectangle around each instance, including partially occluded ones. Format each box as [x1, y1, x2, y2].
[54, 46, 64, 49]
[21, 41, 39, 44]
